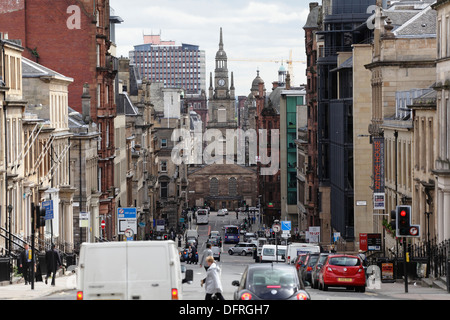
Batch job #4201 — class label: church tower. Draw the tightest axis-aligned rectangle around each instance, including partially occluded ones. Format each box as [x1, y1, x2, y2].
[207, 28, 237, 131]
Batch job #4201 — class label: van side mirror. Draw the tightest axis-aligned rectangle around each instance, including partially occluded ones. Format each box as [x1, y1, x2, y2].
[232, 280, 240, 287]
[183, 269, 194, 284]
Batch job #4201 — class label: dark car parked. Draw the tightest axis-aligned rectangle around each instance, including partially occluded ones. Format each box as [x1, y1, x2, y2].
[300, 253, 320, 285]
[232, 264, 310, 300]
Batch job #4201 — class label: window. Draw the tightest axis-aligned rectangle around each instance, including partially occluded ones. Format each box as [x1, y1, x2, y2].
[97, 84, 101, 108]
[98, 167, 102, 192]
[447, 16, 450, 57]
[160, 161, 167, 172]
[210, 178, 219, 196]
[161, 139, 168, 148]
[228, 177, 237, 196]
[218, 108, 226, 123]
[106, 123, 110, 148]
[160, 181, 168, 198]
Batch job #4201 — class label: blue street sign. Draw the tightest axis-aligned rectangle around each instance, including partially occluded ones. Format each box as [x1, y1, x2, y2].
[281, 221, 291, 231]
[117, 207, 137, 219]
[42, 200, 54, 220]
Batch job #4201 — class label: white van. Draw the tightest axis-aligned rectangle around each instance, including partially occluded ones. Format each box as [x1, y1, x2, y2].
[285, 243, 321, 264]
[76, 241, 193, 300]
[260, 244, 287, 263]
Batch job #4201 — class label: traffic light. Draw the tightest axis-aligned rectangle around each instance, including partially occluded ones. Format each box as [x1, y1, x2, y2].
[163, 234, 168, 240]
[396, 205, 411, 236]
[389, 210, 396, 232]
[37, 205, 46, 228]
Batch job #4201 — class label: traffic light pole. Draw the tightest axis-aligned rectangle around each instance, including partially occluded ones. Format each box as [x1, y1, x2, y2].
[403, 238, 408, 293]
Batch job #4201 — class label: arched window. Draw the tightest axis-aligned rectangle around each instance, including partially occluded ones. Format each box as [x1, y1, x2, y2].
[210, 178, 219, 196]
[228, 177, 237, 196]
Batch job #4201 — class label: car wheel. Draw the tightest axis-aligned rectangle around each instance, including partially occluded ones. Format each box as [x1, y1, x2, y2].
[323, 284, 328, 291]
[356, 286, 365, 293]
[228, 250, 233, 255]
[240, 250, 246, 256]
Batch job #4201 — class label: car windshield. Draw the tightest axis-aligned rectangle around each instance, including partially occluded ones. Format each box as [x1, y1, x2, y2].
[328, 257, 360, 267]
[318, 255, 329, 264]
[308, 255, 319, 266]
[247, 268, 299, 298]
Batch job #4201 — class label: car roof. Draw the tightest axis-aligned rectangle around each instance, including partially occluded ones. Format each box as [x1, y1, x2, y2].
[327, 254, 359, 258]
[246, 263, 297, 271]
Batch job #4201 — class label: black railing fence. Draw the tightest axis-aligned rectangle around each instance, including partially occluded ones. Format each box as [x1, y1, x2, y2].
[380, 237, 449, 280]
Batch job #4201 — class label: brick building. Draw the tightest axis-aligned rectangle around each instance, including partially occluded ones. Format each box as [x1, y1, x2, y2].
[0, 0, 121, 239]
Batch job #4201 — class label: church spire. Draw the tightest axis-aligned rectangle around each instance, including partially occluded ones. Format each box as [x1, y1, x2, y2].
[219, 27, 224, 50]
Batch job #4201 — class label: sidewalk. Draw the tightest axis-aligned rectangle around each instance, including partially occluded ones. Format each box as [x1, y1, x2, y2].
[365, 279, 450, 300]
[0, 271, 77, 300]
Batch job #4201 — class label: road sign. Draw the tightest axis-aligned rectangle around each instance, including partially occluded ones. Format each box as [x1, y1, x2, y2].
[79, 212, 89, 228]
[281, 221, 291, 231]
[272, 224, 281, 233]
[101, 220, 106, 229]
[42, 200, 54, 220]
[409, 226, 419, 237]
[124, 228, 134, 238]
[117, 207, 137, 235]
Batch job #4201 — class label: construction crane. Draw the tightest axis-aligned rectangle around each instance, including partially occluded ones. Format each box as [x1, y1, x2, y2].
[229, 50, 305, 83]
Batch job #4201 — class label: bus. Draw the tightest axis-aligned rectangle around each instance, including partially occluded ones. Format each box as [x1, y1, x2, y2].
[224, 225, 240, 244]
[196, 209, 209, 225]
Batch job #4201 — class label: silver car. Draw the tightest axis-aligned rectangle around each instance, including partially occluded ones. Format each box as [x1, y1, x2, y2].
[228, 243, 256, 256]
[212, 246, 221, 261]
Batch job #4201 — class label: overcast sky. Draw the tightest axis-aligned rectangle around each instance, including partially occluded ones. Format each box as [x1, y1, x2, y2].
[110, 0, 312, 97]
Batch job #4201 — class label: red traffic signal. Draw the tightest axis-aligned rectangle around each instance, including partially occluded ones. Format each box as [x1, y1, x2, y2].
[395, 206, 420, 237]
[396, 206, 411, 236]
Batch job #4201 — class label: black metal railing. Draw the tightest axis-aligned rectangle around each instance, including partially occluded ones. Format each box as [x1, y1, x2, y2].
[1, 226, 78, 282]
[384, 237, 449, 280]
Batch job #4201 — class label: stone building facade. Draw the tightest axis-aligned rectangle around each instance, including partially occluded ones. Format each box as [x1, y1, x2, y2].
[0, 0, 120, 240]
[432, 0, 450, 242]
[187, 164, 257, 211]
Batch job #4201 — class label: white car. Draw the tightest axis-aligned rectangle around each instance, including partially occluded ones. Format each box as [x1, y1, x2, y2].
[217, 209, 226, 216]
[211, 246, 221, 261]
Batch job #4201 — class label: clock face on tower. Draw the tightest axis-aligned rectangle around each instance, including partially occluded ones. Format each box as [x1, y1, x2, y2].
[218, 79, 225, 87]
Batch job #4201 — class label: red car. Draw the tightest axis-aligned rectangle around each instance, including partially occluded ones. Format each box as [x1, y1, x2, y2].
[318, 254, 366, 292]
